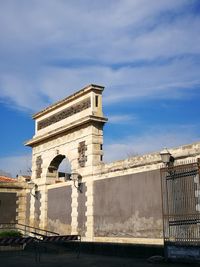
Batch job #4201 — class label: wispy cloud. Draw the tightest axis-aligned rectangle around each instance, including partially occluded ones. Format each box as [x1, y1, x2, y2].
[104, 124, 200, 162]
[0, 0, 199, 111]
[107, 114, 137, 124]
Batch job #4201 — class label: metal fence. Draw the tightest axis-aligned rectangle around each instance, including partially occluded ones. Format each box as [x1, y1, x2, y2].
[160, 159, 200, 246]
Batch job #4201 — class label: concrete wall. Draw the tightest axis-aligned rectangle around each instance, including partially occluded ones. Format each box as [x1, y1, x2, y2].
[44, 169, 163, 243]
[0, 192, 17, 223]
[24, 141, 200, 245]
[47, 185, 72, 234]
[0, 182, 31, 226]
[93, 170, 162, 238]
[37, 144, 200, 245]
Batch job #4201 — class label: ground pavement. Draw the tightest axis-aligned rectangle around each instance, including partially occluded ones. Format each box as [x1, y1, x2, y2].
[1, 249, 199, 267]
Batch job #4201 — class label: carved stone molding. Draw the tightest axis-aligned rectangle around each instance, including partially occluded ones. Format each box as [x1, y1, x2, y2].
[38, 97, 91, 130]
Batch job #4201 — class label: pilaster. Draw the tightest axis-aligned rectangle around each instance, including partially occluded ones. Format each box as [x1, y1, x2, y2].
[85, 179, 94, 241]
[29, 194, 36, 227]
[71, 185, 78, 234]
[39, 184, 48, 229]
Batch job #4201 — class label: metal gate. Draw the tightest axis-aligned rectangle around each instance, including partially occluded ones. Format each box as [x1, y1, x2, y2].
[160, 159, 200, 261]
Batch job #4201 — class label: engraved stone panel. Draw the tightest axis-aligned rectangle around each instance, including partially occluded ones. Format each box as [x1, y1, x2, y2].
[36, 156, 43, 178]
[37, 97, 91, 130]
[78, 141, 87, 167]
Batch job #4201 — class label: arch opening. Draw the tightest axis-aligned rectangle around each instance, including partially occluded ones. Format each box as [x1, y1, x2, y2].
[47, 155, 71, 183]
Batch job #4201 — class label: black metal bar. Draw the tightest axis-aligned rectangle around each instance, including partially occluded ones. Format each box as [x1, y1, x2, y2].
[0, 222, 59, 237]
[161, 160, 200, 245]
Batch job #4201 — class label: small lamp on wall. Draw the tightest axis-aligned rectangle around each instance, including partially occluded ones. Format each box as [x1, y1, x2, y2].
[71, 173, 83, 193]
[28, 181, 38, 199]
[160, 148, 175, 167]
[67, 173, 83, 193]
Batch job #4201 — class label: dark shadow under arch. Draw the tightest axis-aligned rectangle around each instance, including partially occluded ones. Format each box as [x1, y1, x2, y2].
[47, 154, 71, 183]
[48, 155, 66, 173]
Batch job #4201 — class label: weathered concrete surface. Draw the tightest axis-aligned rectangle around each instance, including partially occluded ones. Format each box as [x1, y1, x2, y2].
[0, 192, 17, 223]
[94, 170, 163, 238]
[47, 186, 72, 234]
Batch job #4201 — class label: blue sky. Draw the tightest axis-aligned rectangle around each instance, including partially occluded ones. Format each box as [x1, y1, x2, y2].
[0, 0, 200, 177]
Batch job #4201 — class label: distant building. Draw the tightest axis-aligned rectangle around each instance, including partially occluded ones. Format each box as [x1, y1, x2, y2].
[0, 175, 30, 225]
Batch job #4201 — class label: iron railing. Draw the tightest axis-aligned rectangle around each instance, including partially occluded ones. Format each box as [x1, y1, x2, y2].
[161, 160, 200, 246]
[0, 222, 59, 239]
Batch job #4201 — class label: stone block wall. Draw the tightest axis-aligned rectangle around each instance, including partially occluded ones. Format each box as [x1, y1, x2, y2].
[0, 182, 30, 226]
[40, 142, 200, 245]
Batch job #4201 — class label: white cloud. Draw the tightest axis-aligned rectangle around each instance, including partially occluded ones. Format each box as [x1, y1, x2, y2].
[0, 56, 199, 112]
[0, 0, 199, 111]
[103, 124, 199, 162]
[108, 114, 137, 124]
[40, 57, 200, 105]
[0, 1, 199, 176]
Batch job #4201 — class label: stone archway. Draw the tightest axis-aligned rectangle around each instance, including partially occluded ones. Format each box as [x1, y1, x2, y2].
[25, 84, 107, 232]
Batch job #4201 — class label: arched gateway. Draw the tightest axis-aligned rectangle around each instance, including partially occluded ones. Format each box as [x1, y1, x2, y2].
[24, 83, 200, 248]
[25, 84, 107, 235]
